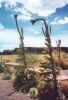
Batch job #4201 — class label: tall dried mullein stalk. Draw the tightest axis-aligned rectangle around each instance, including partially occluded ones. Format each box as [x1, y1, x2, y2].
[42, 24, 60, 100]
[56, 39, 61, 67]
[42, 24, 63, 100]
[30, 18, 61, 100]
[14, 15, 27, 75]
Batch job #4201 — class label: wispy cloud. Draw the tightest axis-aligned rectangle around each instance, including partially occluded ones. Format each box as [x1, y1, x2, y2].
[22, 0, 68, 16]
[18, 15, 31, 21]
[0, 23, 4, 30]
[57, 17, 68, 24]
[34, 31, 39, 34]
[51, 16, 68, 24]
[54, 17, 59, 21]
[14, 7, 32, 20]
[0, 0, 68, 17]
[14, 7, 30, 16]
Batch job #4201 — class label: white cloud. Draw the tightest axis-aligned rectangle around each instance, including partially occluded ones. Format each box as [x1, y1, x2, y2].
[0, 0, 68, 17]
[24, 33, 68, 47]
[14, 7, 30, 16]
[14, 7, 32, 20]
[0, 28, 67, 51]
[54, 17, 59, 21]
[58, 17, 68, 24]
[0, 0, 26, 8]
[0, 29, 19, 51]
[34, 31, 39, 34]
[51, 33, 68, 47]
[24, 36, 45, 47]
[0, 0, 4, 7]
[0, 29, 45, 51]
[18, 15, 31, 21]
[0, 29, 19, 43]
[23, 0, 68, 16]
[51, 16, 68, 25]
[0, 23, 4, 30]
[51, 21, 57, 25]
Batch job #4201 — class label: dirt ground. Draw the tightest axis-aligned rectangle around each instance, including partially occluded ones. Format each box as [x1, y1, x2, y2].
[0, 79, 34, 100]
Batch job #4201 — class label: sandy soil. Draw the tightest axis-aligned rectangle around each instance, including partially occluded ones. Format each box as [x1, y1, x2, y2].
[0, 79, 34, 100]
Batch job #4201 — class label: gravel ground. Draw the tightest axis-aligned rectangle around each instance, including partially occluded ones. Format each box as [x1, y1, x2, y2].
[0, 79, 34, 100]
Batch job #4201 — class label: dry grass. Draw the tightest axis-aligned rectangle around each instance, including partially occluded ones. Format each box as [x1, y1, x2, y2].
[53, 52, 68, 69]
[60, 52, 68, 69]
[0, 55, 18, 63]
[0, 54, 45, 62]
[59, 80, 68, 96]
[0, 52, 68, 69]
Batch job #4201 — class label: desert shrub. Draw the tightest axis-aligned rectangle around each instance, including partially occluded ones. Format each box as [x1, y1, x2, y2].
[0, 61, 11, 79]
[0, 63, 4, 73]
[3, 73, 11, 80]
[0, 61, 10, 73]
[35, 74, 66, 100]
[28, 87, 38, 99]
[35, 74, 57, 100]
[13, 71, 36, 93]
[0, 56, 4, 73]
[53, 52, 68, 69]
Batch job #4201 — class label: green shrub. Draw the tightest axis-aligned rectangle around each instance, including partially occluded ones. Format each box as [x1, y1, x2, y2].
[0, 61, 11, 74]
[35, 74, 54, 100]
[3, 73, 11, 80]
[0, 63, 4, 73]
[13, 72, 36, 93]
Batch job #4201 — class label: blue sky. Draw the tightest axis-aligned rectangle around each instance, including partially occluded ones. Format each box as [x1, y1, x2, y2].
[0, 0, 68, 51]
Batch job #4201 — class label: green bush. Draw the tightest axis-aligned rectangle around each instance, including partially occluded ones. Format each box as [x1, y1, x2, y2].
[13, 71, 36, 93]
[0, 62, 11, 74]
[35, 74, 54, 100]
[0, 63, 4, 73]
[3, 73, 11, 80]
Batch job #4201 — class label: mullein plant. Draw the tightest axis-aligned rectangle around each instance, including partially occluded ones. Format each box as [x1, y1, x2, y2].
[13, 15, 28, 91]
[0, 56, 11, 79]
[42, 24, 61, 100]
[56, 39, 61, 67]
[0, 55, 3, 72]
[14, 15, 27, 76]
[14, 15, 36, 93]
[30, 18, 63, 100]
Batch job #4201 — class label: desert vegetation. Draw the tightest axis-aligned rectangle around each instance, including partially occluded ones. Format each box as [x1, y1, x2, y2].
[0, 16, 68, 100]
[12, 16, 68, 100]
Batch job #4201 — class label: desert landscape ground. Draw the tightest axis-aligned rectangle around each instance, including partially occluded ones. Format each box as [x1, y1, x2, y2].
[0, 51, 68, 100]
